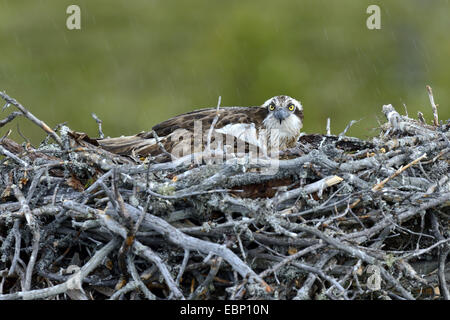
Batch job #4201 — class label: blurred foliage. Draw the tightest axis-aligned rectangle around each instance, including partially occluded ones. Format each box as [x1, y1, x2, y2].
[0, 0, 449, 145]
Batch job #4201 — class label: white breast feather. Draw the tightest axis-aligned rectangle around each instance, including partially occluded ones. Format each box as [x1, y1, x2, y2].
[263, 114, 302, 146]
[214, 113, 302, 152]
[215, 123, 263, 147]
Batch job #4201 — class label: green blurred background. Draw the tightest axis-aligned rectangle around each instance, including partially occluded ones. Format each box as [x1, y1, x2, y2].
[0, 0, 449, 145]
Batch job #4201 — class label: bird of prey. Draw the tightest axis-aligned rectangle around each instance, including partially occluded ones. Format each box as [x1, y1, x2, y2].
[97, 95, 303, 161]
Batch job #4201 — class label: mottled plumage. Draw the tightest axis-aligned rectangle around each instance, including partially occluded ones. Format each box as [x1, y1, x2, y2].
[98, 95, 304, 160]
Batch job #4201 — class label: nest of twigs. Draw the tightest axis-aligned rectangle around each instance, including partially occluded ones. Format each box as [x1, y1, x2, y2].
[0, 88, 448, 300]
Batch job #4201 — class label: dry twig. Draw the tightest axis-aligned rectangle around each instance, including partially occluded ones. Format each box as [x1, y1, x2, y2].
[0, 88, 448, 300]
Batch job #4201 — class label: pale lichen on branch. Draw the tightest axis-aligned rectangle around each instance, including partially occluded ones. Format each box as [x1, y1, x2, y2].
[0, 87, 448, 300]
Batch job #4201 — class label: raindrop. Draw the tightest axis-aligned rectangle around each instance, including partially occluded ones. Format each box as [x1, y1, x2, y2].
[323, 28, 328, 41]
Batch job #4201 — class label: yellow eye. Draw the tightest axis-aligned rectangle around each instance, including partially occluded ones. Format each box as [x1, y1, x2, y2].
[288, 104, 295, 111]
[268, 104, 275, 111]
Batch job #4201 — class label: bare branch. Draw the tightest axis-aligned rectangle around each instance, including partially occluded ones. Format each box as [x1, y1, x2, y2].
[426, 85, 439, 126]
[0, 91, 64, 148]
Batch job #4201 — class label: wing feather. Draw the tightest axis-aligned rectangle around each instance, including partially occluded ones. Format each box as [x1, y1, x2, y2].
[152, 106, 267, 136]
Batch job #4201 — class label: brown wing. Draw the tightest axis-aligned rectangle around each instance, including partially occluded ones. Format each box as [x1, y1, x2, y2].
[97, 134, 153, 155]
[152, 106, 268, 136]
[98, 106, 268, 159]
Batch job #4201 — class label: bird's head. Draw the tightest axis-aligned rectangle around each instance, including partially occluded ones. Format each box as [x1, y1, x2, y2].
[262, 95, 304, 136]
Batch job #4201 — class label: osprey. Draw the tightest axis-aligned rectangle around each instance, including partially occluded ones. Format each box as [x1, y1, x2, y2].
[98, 95, 303, 160]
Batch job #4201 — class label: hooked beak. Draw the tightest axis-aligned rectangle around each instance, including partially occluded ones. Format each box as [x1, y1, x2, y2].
[273, 109, 290, 124]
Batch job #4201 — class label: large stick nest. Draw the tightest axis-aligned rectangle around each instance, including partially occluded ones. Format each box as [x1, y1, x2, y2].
[0, 91, 449, 300]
